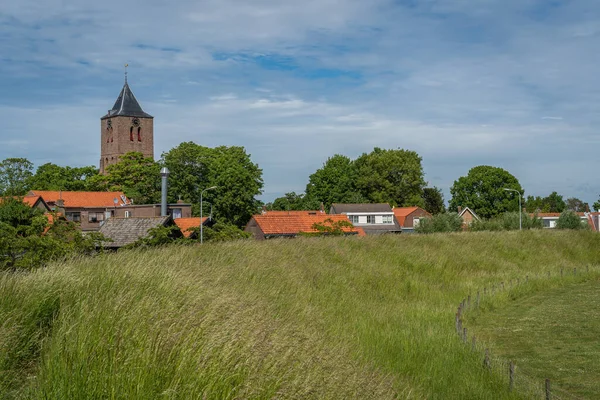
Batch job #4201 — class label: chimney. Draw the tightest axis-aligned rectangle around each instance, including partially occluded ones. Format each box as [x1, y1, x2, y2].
[457, 206, 463, 213]
[320, 202, 325, 213]
[160, 167, 170, 217]
[261, 205, 267, 215]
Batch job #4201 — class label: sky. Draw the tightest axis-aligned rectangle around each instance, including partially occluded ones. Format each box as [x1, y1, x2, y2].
[1, 0, 599, 206]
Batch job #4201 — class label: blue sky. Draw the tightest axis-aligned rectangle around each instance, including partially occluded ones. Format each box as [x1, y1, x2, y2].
[1, 0, 599, 206]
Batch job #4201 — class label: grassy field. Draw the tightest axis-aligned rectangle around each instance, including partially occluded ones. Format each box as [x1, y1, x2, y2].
[1, 230, 600, 399]
[468, 278, 600, 398]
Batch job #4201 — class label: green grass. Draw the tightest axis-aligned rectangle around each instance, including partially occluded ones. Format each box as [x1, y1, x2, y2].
[1, 230, 600, 399]
[468, 278, 600, 398]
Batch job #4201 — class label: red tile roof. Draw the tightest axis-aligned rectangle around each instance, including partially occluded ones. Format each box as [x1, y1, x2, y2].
[262, 210, 325, 216]
[531, 212, 585, 217]
[251, 214, 359, 236]
[27, 191, 131, 208]
[174, 217, 209, 238]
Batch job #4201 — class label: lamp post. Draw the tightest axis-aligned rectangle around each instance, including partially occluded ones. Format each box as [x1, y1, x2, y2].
[504, 188, 522, 230]
[200, 186, 217, 244]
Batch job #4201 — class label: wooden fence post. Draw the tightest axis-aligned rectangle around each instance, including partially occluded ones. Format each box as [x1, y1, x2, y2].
[483, 349, 491, 370]
[545, 378, 551, 400]
[509, 362, 515, 391]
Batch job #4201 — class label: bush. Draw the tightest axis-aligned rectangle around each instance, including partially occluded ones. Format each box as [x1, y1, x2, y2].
[556, 210, 588, 230]
[470, 212, 543, 231]
[415, 212, 463, 234]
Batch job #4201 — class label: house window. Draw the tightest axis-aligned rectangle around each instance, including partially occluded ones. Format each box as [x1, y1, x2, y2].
[137, 127, 141, 142]
[171, 208, 182, 219]
[366, 215, 376, 224]
[349, 215, 359, 224]
[88, 212, 105, 223]
[125, 211, 132, 218]
[66, 212, 81, 222]
[130, 127, 134, 141]
[382, 215, 393, 224]
[413, 218, 420, 227]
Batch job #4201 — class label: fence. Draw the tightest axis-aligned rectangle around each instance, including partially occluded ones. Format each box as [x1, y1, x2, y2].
[455, 264, 597, 399]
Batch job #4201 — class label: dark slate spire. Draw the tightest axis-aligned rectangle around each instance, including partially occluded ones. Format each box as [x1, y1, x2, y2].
[102, 82, 153, 119]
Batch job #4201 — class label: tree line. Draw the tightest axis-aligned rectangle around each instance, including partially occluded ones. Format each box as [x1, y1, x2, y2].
[0, 145, 596, 229]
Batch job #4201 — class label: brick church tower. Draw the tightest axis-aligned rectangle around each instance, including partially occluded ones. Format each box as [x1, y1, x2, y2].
[100, 77, 154, 174]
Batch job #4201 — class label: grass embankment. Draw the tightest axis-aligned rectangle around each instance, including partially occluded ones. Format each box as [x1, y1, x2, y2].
[1, 230, 600, 399]
[468, 279, 600, 398]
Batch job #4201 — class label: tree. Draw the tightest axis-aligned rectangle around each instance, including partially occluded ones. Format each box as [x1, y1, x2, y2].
[354, 148, 426, 207]
[200, 223, 252, 242]
[422, 187, 445, 215]
[161, 142, 214, 207]
[449, 166, 523, 219]
[28, 163, 98, 191]
[162, 143, 263, 227]
[269, 192, 322, 211]
[208, 146, 263, 227]
[0, 158, 33, 196]
[88, 152, 161, 204]
[556, 210, 587, 230]
[305, 155, 361, 209]
[566, 197, 589, 212]
[525, 192, 567, 213]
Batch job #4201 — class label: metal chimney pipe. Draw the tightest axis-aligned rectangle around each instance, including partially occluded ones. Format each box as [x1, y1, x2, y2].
[160, 167, 170, 217]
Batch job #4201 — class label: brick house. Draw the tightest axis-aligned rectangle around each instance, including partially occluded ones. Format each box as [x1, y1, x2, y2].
[245, 214, 362, 240]
[532, 212, 588, 229]
[25, 191, 192, 231]
[393, 207, 431, 232]
[457, 206, 480, 227]
[329, 203, 401, 235]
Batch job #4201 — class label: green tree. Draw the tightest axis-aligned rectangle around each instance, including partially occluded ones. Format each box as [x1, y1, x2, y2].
[525, 192, 567, 213]
[556, 210, 587, 230]
[89, 152, 161, 204]
[28, 163, 98, 191]
[162, 143, 263, 227]
[305, 155, 361, 209]
[269, 192, 322, 211]
[161, 142, 214, 206]
[566, 197, 589, 213]
[354, 148, 426, 207]
[449, 166, 523, 219]
[0, 158, 33, 196]
[200, 222, 252, 242]
[208, 146, 263, 227]
[423, 187, 445, 215]
[415, 213, 463, 234]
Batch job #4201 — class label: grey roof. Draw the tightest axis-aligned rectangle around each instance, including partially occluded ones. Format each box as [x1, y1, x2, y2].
[101, 82, 153, 119]
[360, 224, 402, 235]
[99, 216, 170, 248]
[330, 203, 393, 214]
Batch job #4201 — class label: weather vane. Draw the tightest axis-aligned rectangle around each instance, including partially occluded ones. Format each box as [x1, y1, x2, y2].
[124, 63, 128, 83]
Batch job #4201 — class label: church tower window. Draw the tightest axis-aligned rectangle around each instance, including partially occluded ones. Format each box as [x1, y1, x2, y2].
[138, 127, 142, 142]
[130, 127, 133, 141]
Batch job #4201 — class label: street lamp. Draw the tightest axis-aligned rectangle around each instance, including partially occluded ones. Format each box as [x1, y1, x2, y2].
[200, 186, 217, 244]
[504, 188, 522, 230]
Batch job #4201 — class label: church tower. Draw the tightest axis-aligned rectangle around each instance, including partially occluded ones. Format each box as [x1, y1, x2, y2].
[100, 75, 154, 174]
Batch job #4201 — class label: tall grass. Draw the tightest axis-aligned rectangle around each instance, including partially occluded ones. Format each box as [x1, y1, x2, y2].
[1, 230, 600, 399]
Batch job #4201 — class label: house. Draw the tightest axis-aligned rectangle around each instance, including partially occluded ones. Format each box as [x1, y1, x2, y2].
[245, 214, 363, 240]
[586, 212, 600, 231]
[173, 217, 211, 238]
[26, 190, 132, 231]
[532, 212, 587, 229]
[98, 216, 181, 249]
[393, 207, 431, 233]
[329, 203, 401, 235]
[25, 191, 192, 231]
[457, 206, 480, 227]
[0, 196, 51, 213]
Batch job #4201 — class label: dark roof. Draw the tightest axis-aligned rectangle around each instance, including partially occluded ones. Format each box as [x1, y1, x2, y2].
[101, 82, 153, 119]
[99, 216, 171, 248]
[330, 203, 393, 214]
[359, 224, 402, 235]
